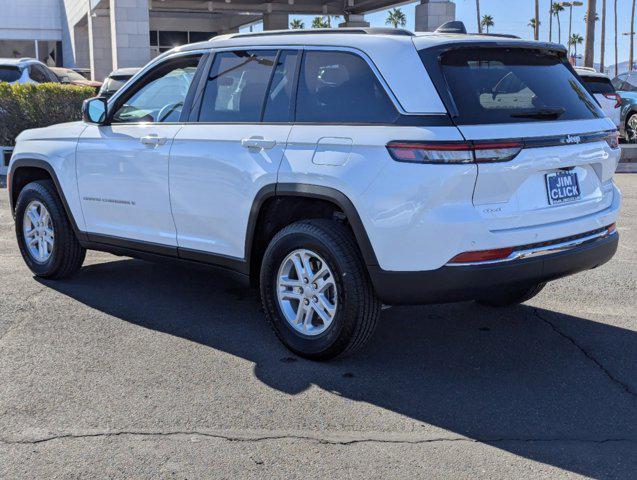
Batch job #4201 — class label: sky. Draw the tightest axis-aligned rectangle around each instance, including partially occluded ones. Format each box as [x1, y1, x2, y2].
[247, 0, 637, 70]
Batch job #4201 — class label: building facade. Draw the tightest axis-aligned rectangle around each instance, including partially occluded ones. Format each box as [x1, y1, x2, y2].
[1, 0, 455, 81]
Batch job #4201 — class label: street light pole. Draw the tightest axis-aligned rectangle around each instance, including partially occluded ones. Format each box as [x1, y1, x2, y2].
[562, 1, 584, 57]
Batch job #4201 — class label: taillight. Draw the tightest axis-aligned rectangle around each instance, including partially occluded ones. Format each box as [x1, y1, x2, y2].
[603, 93, 622, 108]
[448, 247, 515, 264]
[386, 140, 522, 164]
[605, 130, 620, 149]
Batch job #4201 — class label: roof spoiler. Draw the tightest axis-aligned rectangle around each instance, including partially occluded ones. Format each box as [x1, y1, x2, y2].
[434, 21, 521, 39]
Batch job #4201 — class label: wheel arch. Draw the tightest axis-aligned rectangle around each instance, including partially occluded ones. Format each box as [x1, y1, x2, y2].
[8, 159, 86, 240]
[246, 183, 379, 281]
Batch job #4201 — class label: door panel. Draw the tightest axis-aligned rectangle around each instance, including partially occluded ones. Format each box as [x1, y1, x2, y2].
[76, 124, 182, 244]
[169, 124, 290, 258]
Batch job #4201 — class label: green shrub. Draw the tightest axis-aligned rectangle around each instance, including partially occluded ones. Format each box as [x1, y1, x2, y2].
[0, 82, 95, 147]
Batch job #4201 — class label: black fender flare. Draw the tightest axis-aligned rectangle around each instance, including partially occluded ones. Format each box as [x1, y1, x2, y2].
[244, 183, 379, 268]
[9, 158, 87, 241]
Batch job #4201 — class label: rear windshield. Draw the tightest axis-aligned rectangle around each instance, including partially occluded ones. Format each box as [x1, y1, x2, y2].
[580, 75, 616, 94]
[0, 66, 21, 83]
[436, 48, 603, 124]
[102, 76, 130, 93]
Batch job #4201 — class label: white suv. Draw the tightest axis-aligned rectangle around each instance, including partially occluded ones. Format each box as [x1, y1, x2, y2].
[8, 28, 621, 360]
[0, 58, 59, 84]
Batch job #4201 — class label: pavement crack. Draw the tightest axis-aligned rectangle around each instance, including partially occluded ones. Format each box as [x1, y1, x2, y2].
[1, 430, 635, 447]
[534, 308, 637, 398]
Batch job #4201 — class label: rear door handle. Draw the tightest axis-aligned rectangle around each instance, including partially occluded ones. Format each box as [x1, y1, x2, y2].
[140, 135, 167, 146]
[241, 137, 276, 150]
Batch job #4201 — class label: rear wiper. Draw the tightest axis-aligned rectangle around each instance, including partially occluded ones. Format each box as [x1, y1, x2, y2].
[510, 107, 566, 120]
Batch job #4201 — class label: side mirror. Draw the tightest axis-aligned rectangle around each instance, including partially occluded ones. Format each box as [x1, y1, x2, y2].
[61, 75, 70, 84]
[82, 97, 108, 125]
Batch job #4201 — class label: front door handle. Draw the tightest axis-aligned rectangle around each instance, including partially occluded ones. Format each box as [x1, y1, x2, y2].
[241, 136, 276, 150]
[140, 134, 167, 146]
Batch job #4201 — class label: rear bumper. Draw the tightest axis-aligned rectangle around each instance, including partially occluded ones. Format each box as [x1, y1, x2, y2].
[369, 231, 618, 305]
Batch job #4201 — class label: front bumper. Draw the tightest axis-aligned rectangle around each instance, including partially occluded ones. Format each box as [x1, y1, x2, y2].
[369, 230, 618, 305]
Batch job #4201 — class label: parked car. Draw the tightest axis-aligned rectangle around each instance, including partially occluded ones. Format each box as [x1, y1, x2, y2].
[97, 67, 140, 98]
[575, 67, 621, 129]
[8, 26, 621, 360]
[611, 71, 637, 142]
[50, 67, 102, 92]
[0, 58, 58, 84]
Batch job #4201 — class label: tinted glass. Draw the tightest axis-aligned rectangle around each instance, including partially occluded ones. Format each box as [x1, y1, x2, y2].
[263, 50, 300, 122]
[624, 73, 637, 91]
[438, 48, 603, 124]
[580, 76, 615, 94]
[189, 32, 214, 43]
[112, 57, 200, 123]
[199, 50, 276, 122]
[0, 66, 21, 82]
[158, 31, 188, 47]
[296, 51, 398, 123]
[28, 65, 49, 83]
[611, 75, 626, 90]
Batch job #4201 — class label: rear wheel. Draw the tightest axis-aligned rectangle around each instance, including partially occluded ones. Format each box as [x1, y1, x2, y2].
[260, 219, 380, 360]
[15, 180, 86, 279]
[475, 283, 546, 307]
[626, 113, 637, 143]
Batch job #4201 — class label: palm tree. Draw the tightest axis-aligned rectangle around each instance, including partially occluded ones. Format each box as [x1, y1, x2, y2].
[600, 0, 606, 72]
[535, 0, 540, 40]
[311, 16, 329, 28]
[290, 19, 304, 29]
[583, 0, 597, 68]
[481, 14, 494, 34]
[385, 8, 407, 28]
[549, 2, 554, 41]
[529, 18, 541, 37]
[552, 3, 565, 44]
[615, 0, 619, 76]
[569, 33, 584, 57]
[476, 0, 482, 33]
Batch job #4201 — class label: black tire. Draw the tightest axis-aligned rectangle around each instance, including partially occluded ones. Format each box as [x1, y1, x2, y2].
[260, 219, 381, 361]
[475, 282, 546, 307]
[626, 113, 637, 143]
[14, 180, 86, 279]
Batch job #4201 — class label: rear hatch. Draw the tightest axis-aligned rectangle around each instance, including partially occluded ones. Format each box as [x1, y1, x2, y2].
[421, 44, 619, 230]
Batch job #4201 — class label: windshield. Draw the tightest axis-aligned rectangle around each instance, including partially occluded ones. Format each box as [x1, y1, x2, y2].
[434, 48, 603, 124]
[0, 66, 21, 83]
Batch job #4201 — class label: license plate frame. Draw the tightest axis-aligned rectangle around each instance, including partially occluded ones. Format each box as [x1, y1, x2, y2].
[545, 171, 581, 205]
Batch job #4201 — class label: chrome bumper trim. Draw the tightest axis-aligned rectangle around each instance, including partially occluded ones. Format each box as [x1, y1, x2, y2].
[446, 228, 617, 267]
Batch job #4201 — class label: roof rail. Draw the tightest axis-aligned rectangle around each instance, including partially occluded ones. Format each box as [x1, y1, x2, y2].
[231, 27, 414, 39]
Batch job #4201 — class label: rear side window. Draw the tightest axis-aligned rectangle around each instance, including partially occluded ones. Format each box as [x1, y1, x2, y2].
[296, 51, 398, 124]
[436, 48, 603, 124]
[0, 66, 21, 82]
[28, 65, 49, 83]
[581, 76, 616, 94]
[199, 50, 276, 122]
[611, 75, 626, 91]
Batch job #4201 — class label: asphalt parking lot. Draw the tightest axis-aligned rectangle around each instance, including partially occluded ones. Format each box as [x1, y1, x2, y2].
[0, 175, 635, 479]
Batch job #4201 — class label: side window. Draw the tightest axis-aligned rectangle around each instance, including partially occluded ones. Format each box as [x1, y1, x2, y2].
[296, 51, 398, 123]
[611, 75, 626, 91]
[625, 73, 637, 92]
[263, 50, 300, 122]
[111, 55, 201, 123]
[28, 65, 48, 83]
[198, 50, 277, 122]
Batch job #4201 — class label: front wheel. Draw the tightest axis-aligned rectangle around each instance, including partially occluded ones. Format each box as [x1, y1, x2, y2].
[260, 219, 380, 360]
[14, 180, 86, 279]
[475, 283, 546, 307]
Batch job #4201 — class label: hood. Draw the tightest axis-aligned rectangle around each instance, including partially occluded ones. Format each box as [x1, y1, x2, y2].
[16, 121, 87, 143]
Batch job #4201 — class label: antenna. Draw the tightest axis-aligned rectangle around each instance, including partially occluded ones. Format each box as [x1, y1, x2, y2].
[435, 21, 467, 34]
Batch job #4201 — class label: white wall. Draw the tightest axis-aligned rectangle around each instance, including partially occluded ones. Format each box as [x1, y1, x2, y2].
[0, 0, 62, 40]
